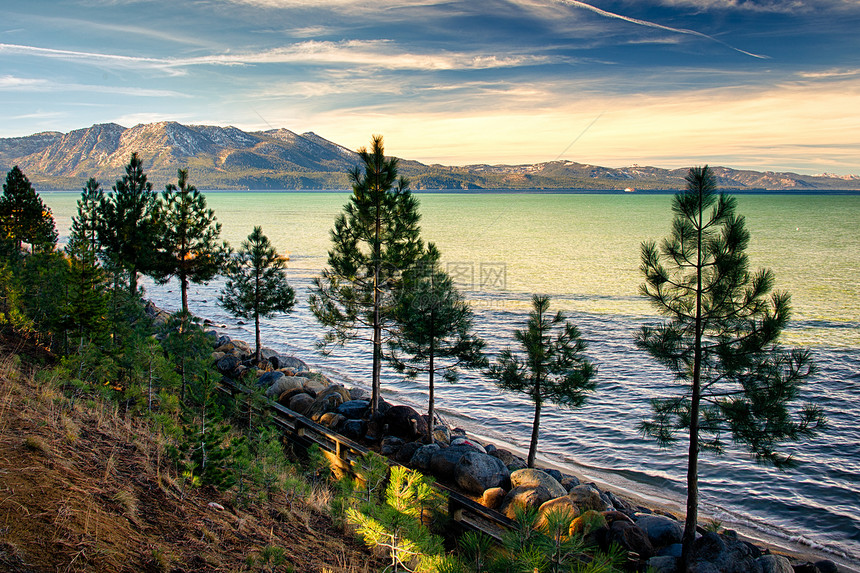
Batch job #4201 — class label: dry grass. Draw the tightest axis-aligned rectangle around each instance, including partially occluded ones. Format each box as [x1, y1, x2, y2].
[0, 334, 383, 573]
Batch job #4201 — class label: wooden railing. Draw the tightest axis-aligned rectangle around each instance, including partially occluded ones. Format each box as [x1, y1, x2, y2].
[220, 378, 515, 540]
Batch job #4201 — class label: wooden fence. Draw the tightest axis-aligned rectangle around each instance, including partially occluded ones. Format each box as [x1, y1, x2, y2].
[220, 378, 515, 540]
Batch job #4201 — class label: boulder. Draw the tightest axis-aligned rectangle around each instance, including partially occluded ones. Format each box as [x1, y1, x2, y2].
[756, 555, 793, 573]
[636, 514, 683, 547]
[657, 543, 682, 558]
[216, 354, 240, 375]
[277, 387, 309, 407]
[216, 341, 249, 357]
[814, 560, 838, 573]
[647, 555, 679, 573]
[384, 405, 428, 440]
[318, 412, 345, 430]
[231, 339, 251, 355]
[499, 485, 557, 519]
[337, 399, 370, 419]
[266, 375, 304, 399]
[537, 496, 578, 524]
[691, 531, 761, 573]
[569, 484, 609, 513]
[510, 469, 567, 499]
[544, 468, 564, 483]
[395, 441, 423, 464]
[216, 334, 231, 347]
[211, 351, 226, 362]
[561, 475, 581, 491]
[602, 510, 634, 525]
[341, 419, 367, 441]
[608, 520, 653, 560]
[479, 487, 506, 510]
[432, 425, 451, 445]
[606, 491, 635, 514]
[429, 445, 474, 478]
[258, 369, 285, 387]
[303, 377, 328, 395]
[410, 443, 441, 472]
[318, 384, 351, 404]
[288, 393, 315, 415]
[307, 389, 346, 421]
[489, 448, 517, 465]
[349, 387, 369, 400]
[381, 436, 406, 457]
[570, 510, 607, 536]
[450, 437, 486, 453]
[454, 452, 510, 494]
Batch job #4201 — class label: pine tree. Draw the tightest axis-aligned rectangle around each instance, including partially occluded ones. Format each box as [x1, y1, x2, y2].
[488, 295, 596, 468]
[154, 169, 227, 314]
[310, 135, 424, 415]
[388, 244, 486, 442]
[0, 166, 57, 254]
[218, 226, 296, 363]
[97, 153, 160, 296]
[637, 165, 826, 569]
[174, 369, 236, 489]
[65, 178, 109, 349]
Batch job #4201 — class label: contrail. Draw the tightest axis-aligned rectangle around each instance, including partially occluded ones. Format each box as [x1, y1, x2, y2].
[555, 111, 604, 161]
[550, 0, 769, 60]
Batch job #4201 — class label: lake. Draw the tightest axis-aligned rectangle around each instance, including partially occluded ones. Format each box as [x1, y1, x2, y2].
[42, 190, 860, 568]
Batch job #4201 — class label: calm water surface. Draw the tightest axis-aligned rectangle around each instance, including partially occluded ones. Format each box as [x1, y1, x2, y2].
[43, 191, 860, 567]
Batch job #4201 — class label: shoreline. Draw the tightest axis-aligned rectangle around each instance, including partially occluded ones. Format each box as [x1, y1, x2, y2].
[183, 303, 858, 571]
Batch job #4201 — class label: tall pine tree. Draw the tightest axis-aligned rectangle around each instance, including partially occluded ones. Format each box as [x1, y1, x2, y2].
[488, 295, 596, 468]
[154, 169, 227, 314]
[388, 244, 486, 442]
[97, 153, 160, 296]
[310, 135, 424, 415]
[638, 165, 826, 569]
[65, 178, 109, 349]
[218, 226, 296, 363]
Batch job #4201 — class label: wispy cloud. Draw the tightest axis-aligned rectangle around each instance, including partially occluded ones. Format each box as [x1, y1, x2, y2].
[0, 40, 550, 73]
[798, 68, 860, 79]
[0, 74, 185, 97]
[652, 0, 807, 13]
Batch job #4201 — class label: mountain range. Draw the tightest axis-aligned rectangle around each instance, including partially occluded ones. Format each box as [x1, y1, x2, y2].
[1, 122, 858, 191]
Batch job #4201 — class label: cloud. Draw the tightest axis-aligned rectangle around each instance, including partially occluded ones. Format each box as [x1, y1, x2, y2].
[651, 0, 807, 12]
[0, 74, 185, 97]
[0, 40, 551, 74]
[0, 76, 49, 89]
[292, 77, 860, 173]
[798, 68, 860, 79]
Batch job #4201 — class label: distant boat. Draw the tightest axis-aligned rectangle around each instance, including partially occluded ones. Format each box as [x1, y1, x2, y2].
[624, 187, 635, 193]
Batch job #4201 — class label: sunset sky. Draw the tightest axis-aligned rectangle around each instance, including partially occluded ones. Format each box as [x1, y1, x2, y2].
[2, 0, 859, 174]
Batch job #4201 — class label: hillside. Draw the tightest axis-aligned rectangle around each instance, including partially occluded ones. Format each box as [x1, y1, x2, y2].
[0, 334, 378, 573]
[1, 122, 859, 191]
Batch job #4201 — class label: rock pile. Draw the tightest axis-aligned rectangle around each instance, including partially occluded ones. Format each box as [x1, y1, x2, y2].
[204, 329, 842, 573]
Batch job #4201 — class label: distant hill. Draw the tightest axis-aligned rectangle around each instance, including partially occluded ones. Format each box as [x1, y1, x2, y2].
[2, 122, 858, 191]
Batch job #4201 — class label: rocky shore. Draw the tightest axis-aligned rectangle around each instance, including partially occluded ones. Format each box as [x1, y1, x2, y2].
[145, 296, 849, 573]
[195, 316, 844, 573]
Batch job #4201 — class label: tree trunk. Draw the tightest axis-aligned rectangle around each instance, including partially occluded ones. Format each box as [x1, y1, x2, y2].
[370, 191, 382, 416]
[428, 328, 435, 444]
[180, 273, 189, 315]
[528, 399, 541, 468]
[255, 311, 261, 363]
[129, 267, 138, 297]
[682, 185, 707, 572]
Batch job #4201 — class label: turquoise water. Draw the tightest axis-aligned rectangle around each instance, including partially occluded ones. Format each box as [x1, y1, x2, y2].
[42, 191, 860, 566]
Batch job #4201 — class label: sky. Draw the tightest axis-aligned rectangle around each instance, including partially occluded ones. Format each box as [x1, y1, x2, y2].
[1, 0, 859, 175]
